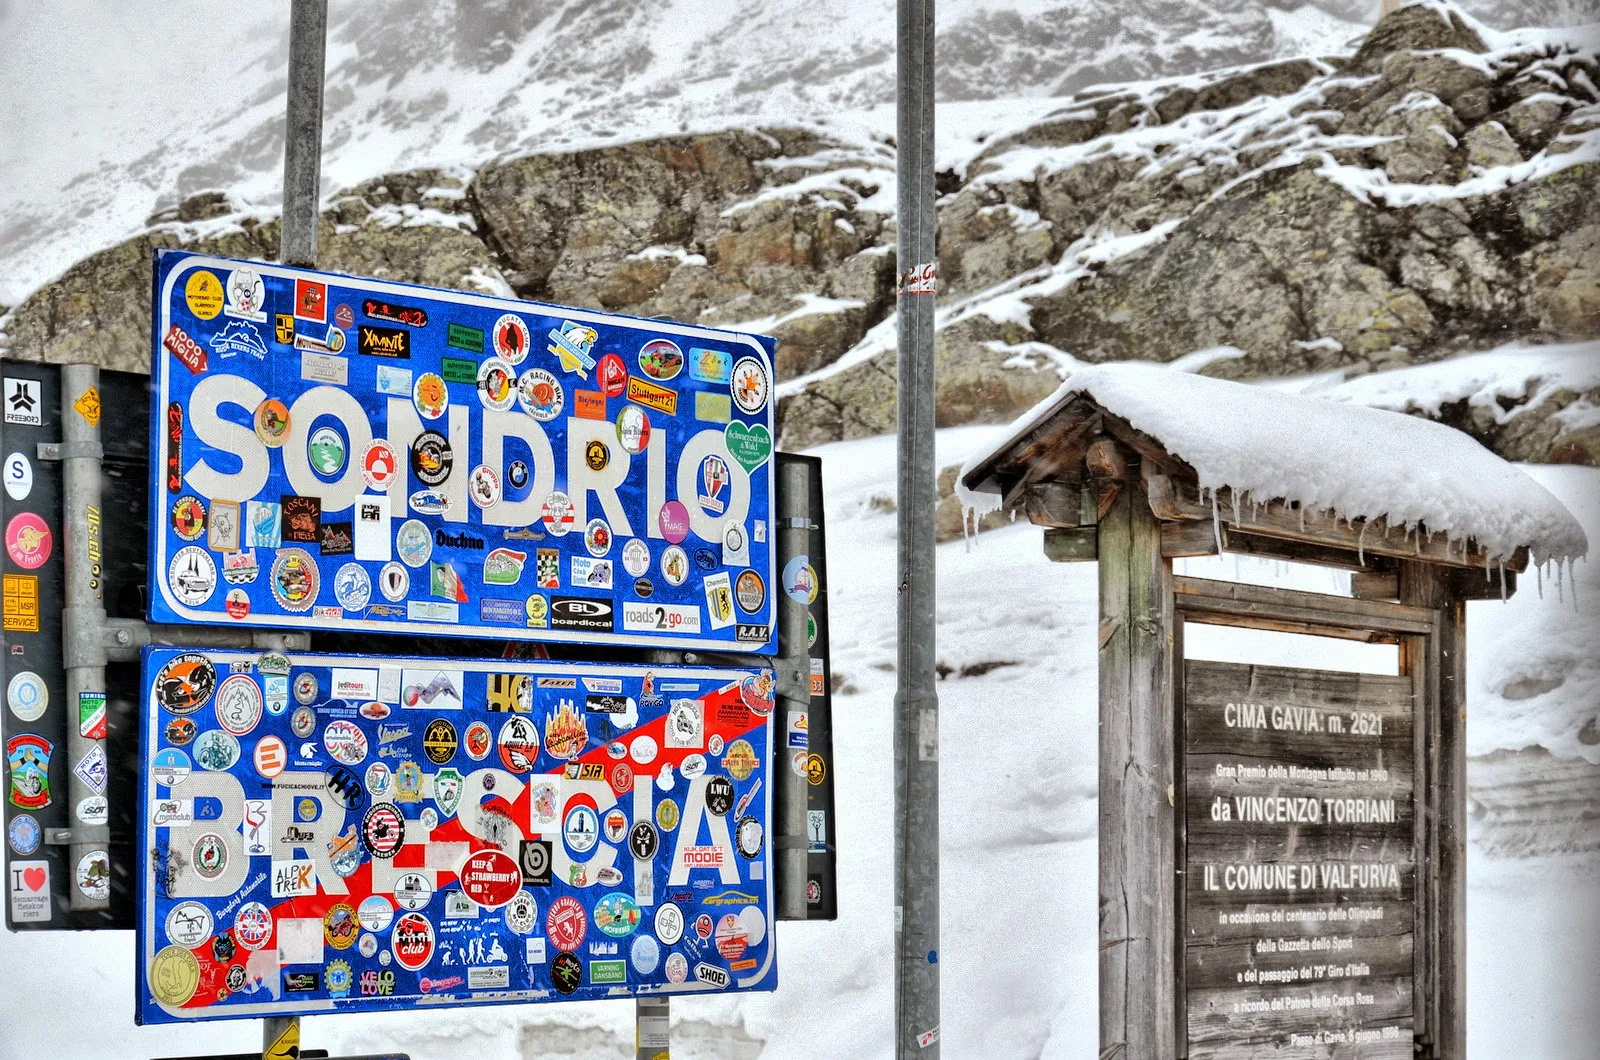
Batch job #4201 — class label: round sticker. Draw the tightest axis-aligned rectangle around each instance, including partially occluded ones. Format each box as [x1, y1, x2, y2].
[655, 799, 679, 832]
[254, 735, 287, 778]
[725, 739, 758, 781]
[413, 373, 448, 420]
[657, 500, 690, 544]
[377, 561, 409, 601]
[362, 439, 399, 490]
[741, 672, 775, 717]
[504, 891, 537, 934]
[498, 715, 540, 773]
[396, 520, 432, 568]
[459, 848, 521, 909]
[171, 495, 206, 541]
[75, 850, 109, 901]
[154, 653, 216, 715]
[363, 803, 406, 859]
[628, 821, 659, 860]
[546, 895, 587, 951]
[541, 492, 576, 537]
[517, 368, 564, 421]
[610, 762, 634, 796]
[423, 718, 457, 764]
[224, 587, 250, 619]
[632, 934, 661, 975]
[334, 562, 371, 611]
[735, 570, 766, 613]
[293, 673, 318, 705]
[477, 357, 517, 412]
[7, 671, 47, 723]
[3, 452, 32, 501]
[616, 405, 651, 454]
[708, 734, 724, 757]
[325, 720, 369, 765]
[325, 903, 358, 950]
[679, 753, 706, 781]
[652, 903, 684, 947]
[168, 544, 216, 605]
[621, 538, 650, 577]
[564, 804, 599, 854]
[5, 513, 52, 570]
[8, 813, 41, 856]
[309, 426, 347, 476]
[470, 464, 501, 508]
[410, 431, 452, 486]
[271, 548, 319, 612]
[365, 761, 392, 799]
[705, 775, 734, 816]
[463, 721, 492, 761]
[493, 314, 532, 365]
[585, 438, 610, 472]
[508, 460, 530, 490]
[597, 352, 628, 398]
[358, 933, 378, 958]
[193, 833, 228, 879]
[783, 555, 819, 605]
[595, 892, 642, 937]
[585, 518, 611, 557]
[184, 270, 224, 319]
[736, 815, 764, 859]
[551, 951, 583, 995]
[741, 905, 768, 947]
[392, 911, 435, 971]
[150, 945, 201, 1005]
[731, 356, 770, 413]
[194, 729, 240, 772]
[715, 912, 749, 960]
[291, 705, 316, 738]
[661, 545, 689, 586]
[253, 399, 291, 447]
[630, 734, 658, 765]
[228, 269, 267, 318]
[665, 951, 689, 984]
[358, 894, 395, 932]
[233, 902, 273, 951]
[638, 338, 683, 381]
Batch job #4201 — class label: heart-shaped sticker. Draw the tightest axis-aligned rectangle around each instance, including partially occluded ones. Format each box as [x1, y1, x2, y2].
[724, 421, 772, 474]
[22, 866, 47, 891]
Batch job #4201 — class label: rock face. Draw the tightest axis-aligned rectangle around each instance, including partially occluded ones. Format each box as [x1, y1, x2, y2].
[1, 7, 1595, 469]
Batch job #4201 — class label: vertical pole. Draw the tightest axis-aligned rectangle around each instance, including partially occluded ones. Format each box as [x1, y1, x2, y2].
[268, 3, 326, 1055]
[60, 363, 108, 912]
[894, 0, 939, 1051]
[1096, 454, 1176, 1057]
[635, 995, 671, 1060]
[776, 460, 811, 919]
[280, 0, 329, 268]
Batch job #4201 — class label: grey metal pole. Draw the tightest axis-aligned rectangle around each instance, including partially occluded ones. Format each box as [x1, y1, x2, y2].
[280, 0, 329, 267]
[59, 363, 109, 912]
[635, 995, 671, 1059]
[266, 3, 326, 1054]
[775, 461, 811, 920]
[894, 0, 940, 1051]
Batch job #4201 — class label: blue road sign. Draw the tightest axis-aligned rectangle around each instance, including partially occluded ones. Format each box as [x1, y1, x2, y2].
[136, 647, 777, 1024]
[149, 251, 778, 653]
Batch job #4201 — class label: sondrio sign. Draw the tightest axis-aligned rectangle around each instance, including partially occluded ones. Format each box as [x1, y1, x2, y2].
[148, 251, 777, 653]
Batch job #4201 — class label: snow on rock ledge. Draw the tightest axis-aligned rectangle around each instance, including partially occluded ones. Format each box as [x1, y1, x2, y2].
[961, 362, 1589, 566]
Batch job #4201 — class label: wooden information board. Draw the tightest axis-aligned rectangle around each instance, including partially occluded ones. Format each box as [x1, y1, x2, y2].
[1183, 661, 1415, 1058]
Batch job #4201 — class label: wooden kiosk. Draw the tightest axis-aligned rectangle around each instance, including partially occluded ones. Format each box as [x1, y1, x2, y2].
[960, 365, 1586, 1059]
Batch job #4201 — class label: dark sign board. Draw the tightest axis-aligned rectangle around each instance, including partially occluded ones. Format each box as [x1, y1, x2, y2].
[149, 251, 779, 654]
[136, 648, 778, 1024]
[1184, 661, 1414, 1056]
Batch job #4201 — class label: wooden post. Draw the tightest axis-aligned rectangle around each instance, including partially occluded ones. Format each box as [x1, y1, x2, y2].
[1098, 451, 1177, 1057]
[1399, 562, 1466, 1058]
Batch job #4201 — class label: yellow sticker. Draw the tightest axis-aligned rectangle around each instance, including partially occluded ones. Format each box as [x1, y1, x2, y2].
[264, 1020, 301, 1060]
[149, 944, 201, 1006]
[73, 387, 102, 426]
[2, 574, 39, 632]
[184, 270, 224, 320]
[806, 753, 827, 786]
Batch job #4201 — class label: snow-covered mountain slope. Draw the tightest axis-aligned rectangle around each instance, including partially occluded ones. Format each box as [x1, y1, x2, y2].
[0, 0, 1583, 307]
[2, 424, 1596, 1058]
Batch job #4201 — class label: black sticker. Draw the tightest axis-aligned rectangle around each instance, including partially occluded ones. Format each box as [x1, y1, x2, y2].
[410, 431, 453, 486]
[629, 821, 659, 860]
[362, 299, 428, 329]
[705, 776, 733, 817]
[284, 972, 319, 993]
[357, 323, 411, 358]
[550, 596, 614, 632]
[550, 952, 582, 995]
[280, 495, 321, 544]
[325, 766, 367, 811]
[319, 521, 353, 555]
[520, 839, 552, 886]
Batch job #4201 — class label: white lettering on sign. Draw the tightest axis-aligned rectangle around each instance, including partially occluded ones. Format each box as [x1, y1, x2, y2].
[668, 774, 739, 885]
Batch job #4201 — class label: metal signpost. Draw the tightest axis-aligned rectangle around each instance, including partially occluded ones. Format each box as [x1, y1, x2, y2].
[895, 0, 940, 1053]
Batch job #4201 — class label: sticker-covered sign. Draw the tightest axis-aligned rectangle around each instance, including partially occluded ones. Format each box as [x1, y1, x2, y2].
[136, 648, 777, 1024]
[149, 251, 777, 654]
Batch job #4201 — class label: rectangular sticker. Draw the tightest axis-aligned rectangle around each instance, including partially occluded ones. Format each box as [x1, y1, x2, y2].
[8, 861, 51, 922]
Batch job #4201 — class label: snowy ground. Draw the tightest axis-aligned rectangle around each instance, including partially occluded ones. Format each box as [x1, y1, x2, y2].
[3, 427, 1596, 1059]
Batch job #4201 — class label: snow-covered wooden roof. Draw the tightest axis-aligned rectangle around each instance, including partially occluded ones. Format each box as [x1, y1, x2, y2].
[960, 363, 1587, 569]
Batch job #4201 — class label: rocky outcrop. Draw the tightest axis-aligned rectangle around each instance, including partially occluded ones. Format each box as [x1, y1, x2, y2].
[1, 6, 1594, 470]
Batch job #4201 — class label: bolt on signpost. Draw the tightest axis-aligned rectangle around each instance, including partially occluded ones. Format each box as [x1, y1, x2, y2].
[265, 1, 327, 1055]
[894, 0, 940, 1053]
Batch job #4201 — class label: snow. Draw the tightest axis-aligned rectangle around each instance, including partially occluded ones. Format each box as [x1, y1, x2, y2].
[4, 428, 1599, 1058]
[961, 361, 1588, 567]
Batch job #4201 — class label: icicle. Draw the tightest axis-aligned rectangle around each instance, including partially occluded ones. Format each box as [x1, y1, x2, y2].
[1485, 547, 1492, 581]
[1231, 488, 1243, 528]
[1210, 488, 1223, 555]
[1498, 558, 1507, 602]
[1571, 557, 1579, 613]
[1356, 521, 1368, 565]
[1298, 503, 1306, 533]
[1536, 559, 1544, 601]
[1557, 556, 1565, 604]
